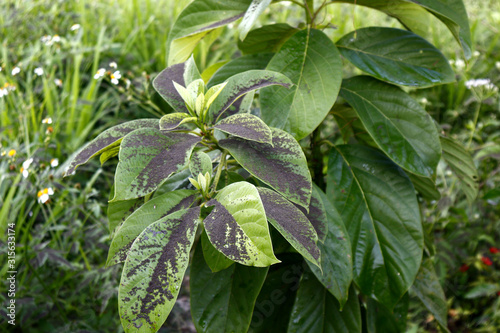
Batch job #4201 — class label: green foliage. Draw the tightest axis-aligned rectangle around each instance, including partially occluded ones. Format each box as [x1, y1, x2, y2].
[3, 0, 499, 332]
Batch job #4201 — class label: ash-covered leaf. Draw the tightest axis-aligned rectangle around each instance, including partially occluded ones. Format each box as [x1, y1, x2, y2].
[112, 129, 201, 201]
[296, 184, 328, 242]
[219, 127, 312, 209]
[214, 113, 273, 145]
[107, 190, 197, 266]
[119, 207, 200, 332]
[189, 150, 213, 177]
[64, 119, 159, 176]
[159, 112, 197, 130]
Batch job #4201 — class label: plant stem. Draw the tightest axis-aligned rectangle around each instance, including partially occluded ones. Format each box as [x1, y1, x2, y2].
[305, 0, 314, 25]
[467, 99, 482, 150]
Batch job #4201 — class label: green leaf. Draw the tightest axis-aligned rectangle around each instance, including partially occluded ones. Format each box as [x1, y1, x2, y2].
[159, 112, 197, 130]
[408, 173, 441, 201]
[327, 145, 423, 309]
[340, 76, 441, 178]
[153, 56, 202, 113]
[288, 271, 361, 333]
[219, 127, 312, 209]
[257, 187, 320, 268]
[215, 113, 273, 145]
[307, 186, 353, 307]
[64, 119, 159, 176]
[190, 241, 268, 333]
[208, 53, 274, 87]
[204, 181, 279, 267]
[332, 105, 375, 146]
[118, 207, 200, 332]
[167, 0, 252, 65]
[201, 230, 234, 272]
[365, 294, 409, 333]
[440, 136, 479, 203]
[238, 23, 299, 55]
[464, 283, 500, 299]
[411, 259, 450, 332]
[190, 150, 213, 177]
[201, 61, 228, 83]
[107, 194, 142, 237]
[112, 129, 201, 201]
[208, 69, 293, 123]
[260, 28, 342, 140]
[100, 145, 120, 165]
[107, 189, 197, 266]
[337, 28, 454, 87]
[239, 0, 272, 40]
[298, 184, 328, 242]
[333, 0, 472, 59]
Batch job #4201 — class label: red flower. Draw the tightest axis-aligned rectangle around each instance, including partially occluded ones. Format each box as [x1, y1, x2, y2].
[459, 264, 469, 272]
[490, 247, 500, 254]
[481, 256, 493, 266]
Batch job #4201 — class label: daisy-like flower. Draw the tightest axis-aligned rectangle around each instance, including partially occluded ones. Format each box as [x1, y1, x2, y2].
[52, 35, 61, 43]
[454, 59, 465, 70]
[70, 24, 81, 31]
[465, 78, 499, 93]
[20, 158, 33, 178]
[8, 149, 16, 157]
[0, 87, 7, 98]
[34, 67, 44, 76]
[109, 61, 117, 69]
[50, 158, 59, 167]
[42, 117, 53, 124]
[94, 68, 106, 79]
[12, 67, 21, 76]
[54, 78, 63, 87]
[41, 35, 52, 45]
[110, 71, 121, 85]
[37, 187, 54, 204]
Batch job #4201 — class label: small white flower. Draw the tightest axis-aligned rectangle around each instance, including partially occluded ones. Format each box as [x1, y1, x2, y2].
[455, 59, 465, 70]
[420, 97, 428, 104]
[496, 62, 500, 71]
[109, 62, 117, 69]
[50, 158, 59, 167]
[70, 24, 81, 31]
[448, 60, 455, 65]
[34, 67, 44, 76]
[37, 187, 54, 204]
[228, 23, 234, 29]
[473, 51, 480, 57]
[21, 168, 29, 178]
[94, 68, 106, 79]
[110, 70, 121, 85]
[0, 88, 7, 98]
[52, 35, 61, 43]
[12, 67, 21, 76]
[54, 78, 63, 87]
[465, 78, 498, 92]
[22, 158, 34, 169]
[42, 117, 53, 124]
[41, 35, 52, 45]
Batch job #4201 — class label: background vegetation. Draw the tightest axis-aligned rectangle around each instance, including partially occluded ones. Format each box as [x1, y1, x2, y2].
[0, 0, 499, 331]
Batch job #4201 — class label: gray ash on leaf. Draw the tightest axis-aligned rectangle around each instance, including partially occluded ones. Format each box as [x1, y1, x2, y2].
[214, 114, 272, 144]
[152, 62, 188, 113]
[296, 187, 328, 241]
[204, 199, 251, 263]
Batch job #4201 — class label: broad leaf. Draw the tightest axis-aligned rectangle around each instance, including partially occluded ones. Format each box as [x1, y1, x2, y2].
[167, 0, 252, 65]
[408, 173, 441, 201]
[159, 112, 197, 130]
[118, 207, 200, 332]
[190, 150, 213, 177]
[288, 271, 361, 333]
[337, 28, 454, 87]
[204, 182, 279, 267]
[332, 105, 375, 146]
[440, 136, 479, 203]
[201, 230, 234, 272]
[365, 294, 409, 333]
[340, 76, 441, 178]
[208, 69, 292, 123]
[191, 242, 268, 332]
[207, 53, 274, 87]
[238, 23, 299, 55]
[112, 129, 201, 201]
[219, 127, 312, 209]
[332, 0, 471, 59]
[107, 190, 197, 266]
[100, 145, 120, 165]
[297, 184, 328, 242]
[64, 119, 159, 176]
[307, 186, 353, 307]
[153, 56, 202, 113]
[239, 0, 272, 40]
[257, 187, 320, 268]
[411, 259, 450, 332]
[261, 28, 342, 140]
[214, 113, 273, 145]
[327, 144, 423, 309]
[249, 254, 304, 332]
[107, 193, 142, 236]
